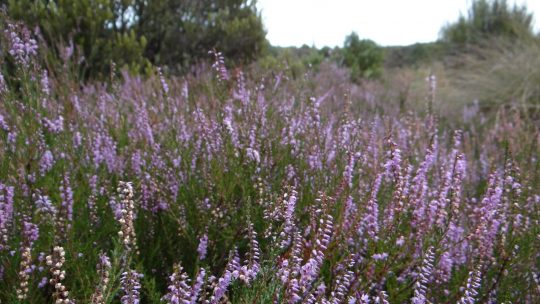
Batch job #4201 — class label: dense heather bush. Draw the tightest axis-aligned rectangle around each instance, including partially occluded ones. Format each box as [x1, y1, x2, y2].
[0, 22, 539, 304]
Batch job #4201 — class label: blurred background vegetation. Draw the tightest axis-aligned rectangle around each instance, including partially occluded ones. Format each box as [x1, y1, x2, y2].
[1, 0, 540, 118]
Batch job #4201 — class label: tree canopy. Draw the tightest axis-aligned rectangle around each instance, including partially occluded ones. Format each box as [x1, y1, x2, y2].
[341, 32, 384, 81]
[1, 0, 266, 78]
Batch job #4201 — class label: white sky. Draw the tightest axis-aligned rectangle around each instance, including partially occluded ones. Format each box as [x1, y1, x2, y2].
[256, 0, 540, 47]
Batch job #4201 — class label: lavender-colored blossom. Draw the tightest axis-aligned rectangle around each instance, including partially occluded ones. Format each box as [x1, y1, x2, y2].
[60, 173, 74, 223]
[157, 67, 169, 94]
[0, 73, 7, 94]
[372, 253, 389, 261]
[41, 69, 51, 95]
[190, 268, 206, 304]
[458, 268, 482, 304]
[411, 247, 434, 304]
[197, 234, 208, 260]
[211, 271, 232, 304]
[22, 221, 39, 246]
[121, 270, 142, 304]
[0, 114, 9, 131]
[5, 23, 38, 67]
[162, 264, 191, 304]
[39, 150, 54, 176]
[42, 116, 64, 133]
[209, 50, 229, 82]
[0, 184, 15, 250]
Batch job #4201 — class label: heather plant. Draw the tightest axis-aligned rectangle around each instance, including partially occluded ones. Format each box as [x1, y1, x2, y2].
[0, 20, 539, 304]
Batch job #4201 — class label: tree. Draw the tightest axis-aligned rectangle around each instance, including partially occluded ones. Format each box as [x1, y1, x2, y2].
[133, 0, 266, 71]
[440, 0, 535, 45]
[341, 32, 384, 81]
[2, 0, 267, 77]
[2, 0, 149, 78]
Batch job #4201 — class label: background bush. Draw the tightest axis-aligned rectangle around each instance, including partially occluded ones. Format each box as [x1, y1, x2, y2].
[1, 0, 266, 78]
[340, 32, 384, 82]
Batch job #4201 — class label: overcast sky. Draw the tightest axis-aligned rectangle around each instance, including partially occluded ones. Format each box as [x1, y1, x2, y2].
[256, 0, 540, 47]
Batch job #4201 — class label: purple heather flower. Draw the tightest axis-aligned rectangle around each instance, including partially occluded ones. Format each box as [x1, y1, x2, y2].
[121, 270, 142, 304]
[42, 116, 64, 133]
[41, 69, 50, 95]
[411, 247, 434, 304]
[209, 50, 229, 82]
[372, 253, 389, 261]
[211, 271, 232, 304]
[197, 234, 208, 260]
[60, 173, 74, 223]
[190, 268, 206, 304]
[458, 268, 482, 304]
[39, 150, 54, 176]
[0, 114, 9, 131]
[0, 73, 7, 94]
[5, 23, 38, 67]
[0, 183, 15, 250]
[22, 221, 39, 246]
[157, 67, 169, 94]
[38, 276, 48, 288]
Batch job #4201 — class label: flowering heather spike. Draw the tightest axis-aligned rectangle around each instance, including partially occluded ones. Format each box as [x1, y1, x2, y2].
[157, 67, 169, 95]
[358, 173, 383, 241]
[197, 233, 209, 261]
[384, 139, 402, 180]
[0, 72, 6, 94]
[0, 113, 9, 131]
[5, 23, 38, 68]
[42, 116, 65, 134]
[56, 173, 74, 241]
[91, 253, 112, 304]
[211, 271, 232, 304]
[374, 291, 390, 304]
[343, 152, 357, 188]
[117, 181, 137, 255]
[330, 260, 355, 304]
[41, 69, 51, 96]
[162, 263, 191, 304]
[458, 268, 482, 304]
[39, 150, 54, 176]
[190, 268, 206, 304]
[16, 220, 39, 300]
[46, 246, 74, 304]
[226, 248, 241, 278]
[471, 173, 503, 259]
[411, 246, 434, 304]
[209, 49, 229, 82]
[0, 183, 15, 250]
[239, 220, 260, 284]
[280, 189, 298, 249]
[34, 192, 57, 219]
[299, 213, 333, 292]
[121, 269, 142, 304]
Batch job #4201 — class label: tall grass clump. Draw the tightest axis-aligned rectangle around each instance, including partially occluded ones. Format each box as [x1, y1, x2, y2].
[451, 38, 540, 115]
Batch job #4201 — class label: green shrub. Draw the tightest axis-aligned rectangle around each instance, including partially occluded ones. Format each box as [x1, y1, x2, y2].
[441, 0, 535, 45]
[341, 32, 384, 81]
[3, 0, 149, 79]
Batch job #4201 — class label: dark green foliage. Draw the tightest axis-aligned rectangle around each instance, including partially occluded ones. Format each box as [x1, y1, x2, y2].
[440, 0, 535, 45]
[341, 32, 384, 81]
[2, 0, 266, 77]
[3, 0, 150, 79]
[384, 42, 449, 68]
[131, 0, 267, 70]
